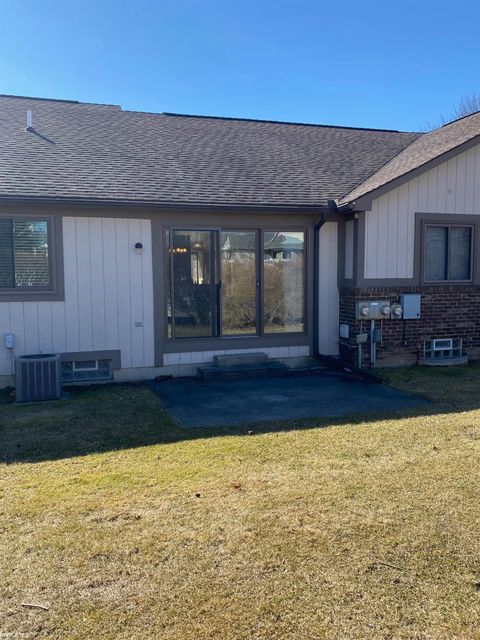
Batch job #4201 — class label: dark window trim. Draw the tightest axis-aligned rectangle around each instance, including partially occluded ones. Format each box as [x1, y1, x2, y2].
[165, 225, 308, 342]
[0, 213, 64, 302]
[162, 333, 311, 354]
[418, 213, 480, 286]
[337, 217, 356, 287]
[423, 222, 474, 284]
[351, 211, 480, 288]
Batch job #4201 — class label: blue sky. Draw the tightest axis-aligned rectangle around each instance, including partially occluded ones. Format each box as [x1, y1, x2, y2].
[0, 0, 479, 131]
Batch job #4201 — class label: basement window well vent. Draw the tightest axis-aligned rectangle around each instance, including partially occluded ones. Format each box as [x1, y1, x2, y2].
[421, 338, 468, 366]
[61, 359, 112, 382]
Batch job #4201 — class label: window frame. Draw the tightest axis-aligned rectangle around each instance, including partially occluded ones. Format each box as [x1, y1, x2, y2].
[262, 229, 306, 336]
[416, 213, 480, 287]
[165, 225, 308, 341]
[423, 222, 474, 284]
[0, 213, 64, 302]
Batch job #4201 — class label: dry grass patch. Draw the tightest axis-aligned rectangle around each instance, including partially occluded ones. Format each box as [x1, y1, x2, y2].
[1, 370, 480, 639]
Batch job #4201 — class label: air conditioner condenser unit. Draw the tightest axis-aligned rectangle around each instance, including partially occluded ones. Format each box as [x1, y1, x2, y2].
[15, 354, 61, 403]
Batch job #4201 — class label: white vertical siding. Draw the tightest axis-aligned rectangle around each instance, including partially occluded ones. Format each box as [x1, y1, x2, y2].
[318, 222, 339, 356]
[364, 142, 480, 279]
[0, 216, 155, 375]
[344, 220, 354, 279]
[141, 219, 155, 367]
[163, 345, 311, 366]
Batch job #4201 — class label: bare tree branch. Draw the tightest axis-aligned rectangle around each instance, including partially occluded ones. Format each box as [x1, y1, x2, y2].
[453, 93, 480, 119]
[420, 92, 480, 132]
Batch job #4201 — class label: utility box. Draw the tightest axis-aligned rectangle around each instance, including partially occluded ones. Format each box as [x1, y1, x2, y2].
[339, 324, 350, 339]
[356, 300, 391, 320]
[400, 293, 421, 319]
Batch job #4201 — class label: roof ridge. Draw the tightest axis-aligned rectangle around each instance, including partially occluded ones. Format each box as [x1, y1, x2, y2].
[161, 111, 418, 134]
[0, 95, 420, 133]
[0, 93, 121, 108]
[441, 110, 480, 128]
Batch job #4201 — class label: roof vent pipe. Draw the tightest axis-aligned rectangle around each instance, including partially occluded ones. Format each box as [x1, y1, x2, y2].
[25, 110, 33, 131]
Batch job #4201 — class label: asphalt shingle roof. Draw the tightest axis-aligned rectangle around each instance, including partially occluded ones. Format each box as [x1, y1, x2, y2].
[340, 110, 480, 205]
[0, 95, 420, 209]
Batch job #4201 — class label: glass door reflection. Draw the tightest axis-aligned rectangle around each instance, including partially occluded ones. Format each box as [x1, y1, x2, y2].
[170, 230, 217, 338]
[221, 230, 258, 335]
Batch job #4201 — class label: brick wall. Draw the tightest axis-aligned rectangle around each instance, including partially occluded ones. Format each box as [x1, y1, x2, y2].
[338, 285, 480, 367]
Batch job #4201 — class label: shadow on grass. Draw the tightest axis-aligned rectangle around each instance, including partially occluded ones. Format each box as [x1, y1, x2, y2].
[1, 364, 479, 464]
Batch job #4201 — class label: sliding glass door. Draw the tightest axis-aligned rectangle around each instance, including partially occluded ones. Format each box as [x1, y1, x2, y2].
[169, 230, 218, 338]
[167, 228, 305, 339]
[221, 231, 257, 335]
[263, 231, 305, 333]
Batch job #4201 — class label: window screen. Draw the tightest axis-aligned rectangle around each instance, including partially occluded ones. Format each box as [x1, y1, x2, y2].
[14, 220, 50, 287]
[0, 218, 50, 289]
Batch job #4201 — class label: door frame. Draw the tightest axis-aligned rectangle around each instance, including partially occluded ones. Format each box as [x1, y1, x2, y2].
[155, 214, 315, 365]
[169, 228, 221, 340]
[166, 224, 308, 342]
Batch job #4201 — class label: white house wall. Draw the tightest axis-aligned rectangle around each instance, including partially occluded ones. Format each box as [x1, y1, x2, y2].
[0, 216, 155, 376]
[318, 222, 339, 356]
[364, 141, 480, 279]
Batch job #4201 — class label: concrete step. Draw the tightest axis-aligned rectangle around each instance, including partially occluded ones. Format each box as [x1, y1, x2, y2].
[287, 356, 328, 371]
[213, 352, 268, 367]
[197, 360, 290, 383]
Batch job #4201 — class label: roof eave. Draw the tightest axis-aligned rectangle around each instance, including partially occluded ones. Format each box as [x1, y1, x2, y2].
[0, 194, 332, 214]
[338, 132, 480, 211]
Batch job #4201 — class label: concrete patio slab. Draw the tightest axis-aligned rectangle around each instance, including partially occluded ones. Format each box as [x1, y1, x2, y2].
[147, 372, 427, 427]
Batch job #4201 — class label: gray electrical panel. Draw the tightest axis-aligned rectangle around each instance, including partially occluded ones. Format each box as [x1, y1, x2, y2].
[400, 293, 421, 319]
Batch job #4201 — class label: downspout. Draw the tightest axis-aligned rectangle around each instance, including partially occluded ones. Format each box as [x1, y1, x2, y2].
[313, 200, 352, 360]
[312, 209, 327, 359]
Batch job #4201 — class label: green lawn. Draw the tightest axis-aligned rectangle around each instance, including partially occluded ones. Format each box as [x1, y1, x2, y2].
[1, 366, 480, 639]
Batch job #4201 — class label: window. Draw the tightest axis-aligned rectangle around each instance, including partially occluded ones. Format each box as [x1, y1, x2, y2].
[61, 359, 112, 382]
[263, 231, 305, 333]
[166, 228, 306, 339]
[168, 229, 216, 338]
[425, 225, 473, 282]
[221, 231, 257, 335]
[0, 218, 51, 289]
